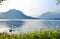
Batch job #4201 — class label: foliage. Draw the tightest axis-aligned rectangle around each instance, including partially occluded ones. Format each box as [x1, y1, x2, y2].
[0, 0, 7, 5]
[56, 0, 60, 5]
[0, 0, 60, 5]
[0, 30, 60, 39]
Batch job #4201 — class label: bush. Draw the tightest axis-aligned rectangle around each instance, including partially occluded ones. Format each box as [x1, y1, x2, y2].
[0, 30, 60, 39]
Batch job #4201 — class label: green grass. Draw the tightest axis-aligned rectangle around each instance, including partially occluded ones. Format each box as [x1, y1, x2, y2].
[0, 29, 60, 39]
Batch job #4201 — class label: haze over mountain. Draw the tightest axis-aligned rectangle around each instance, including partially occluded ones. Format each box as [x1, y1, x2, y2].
[0, 9, 38, 19]
[0, 9, 38, 29]
[38, 12, 60, 30]
[39, 12, 60, 20]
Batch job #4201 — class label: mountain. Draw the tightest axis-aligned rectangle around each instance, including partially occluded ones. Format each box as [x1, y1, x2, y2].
[0, 9, 38, 28]
[39, 12, 60, 20]
[0, 9, 38, 19]
[38, 12, 60, 30]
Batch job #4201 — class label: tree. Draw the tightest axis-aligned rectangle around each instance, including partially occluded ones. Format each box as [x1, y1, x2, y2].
[56, 0, 60, 5]
[0, 0, 60, 5]
[0, 0, 7, 5]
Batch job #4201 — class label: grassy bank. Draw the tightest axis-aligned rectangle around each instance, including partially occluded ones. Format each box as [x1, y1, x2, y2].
[0, 29, 60, 39]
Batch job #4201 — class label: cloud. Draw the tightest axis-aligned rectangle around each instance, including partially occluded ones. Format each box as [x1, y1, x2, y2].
[0, 0, 60, 17]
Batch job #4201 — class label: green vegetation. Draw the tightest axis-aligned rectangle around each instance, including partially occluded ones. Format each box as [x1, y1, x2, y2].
[0, 0, 5, 3]
[0, 29, 60, 39]
[56, 0, 60, 5]
[0, 0, 7, 5]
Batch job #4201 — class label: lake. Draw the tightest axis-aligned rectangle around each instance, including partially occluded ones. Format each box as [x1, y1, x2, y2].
[0, 19, 60, 33]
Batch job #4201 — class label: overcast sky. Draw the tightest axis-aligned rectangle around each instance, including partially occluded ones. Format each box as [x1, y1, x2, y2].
[0, 0, 60, 17]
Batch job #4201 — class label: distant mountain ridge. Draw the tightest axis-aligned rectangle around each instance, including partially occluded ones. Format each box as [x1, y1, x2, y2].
[0, 9, 38, 19]
[0, 9, 39, 28]
[0, 9, 60, 20]
[39, 12, 60, 20]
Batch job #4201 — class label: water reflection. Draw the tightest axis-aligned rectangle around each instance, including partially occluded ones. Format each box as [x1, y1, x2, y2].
[6, 21, 25, 28]
[0, 20, 60, 33]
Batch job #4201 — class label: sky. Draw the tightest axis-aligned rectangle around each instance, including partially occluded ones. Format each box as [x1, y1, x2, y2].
[0, 0, 60, 17]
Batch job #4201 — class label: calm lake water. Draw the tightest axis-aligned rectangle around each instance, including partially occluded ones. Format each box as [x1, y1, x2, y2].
[0, 19, 60, 33]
